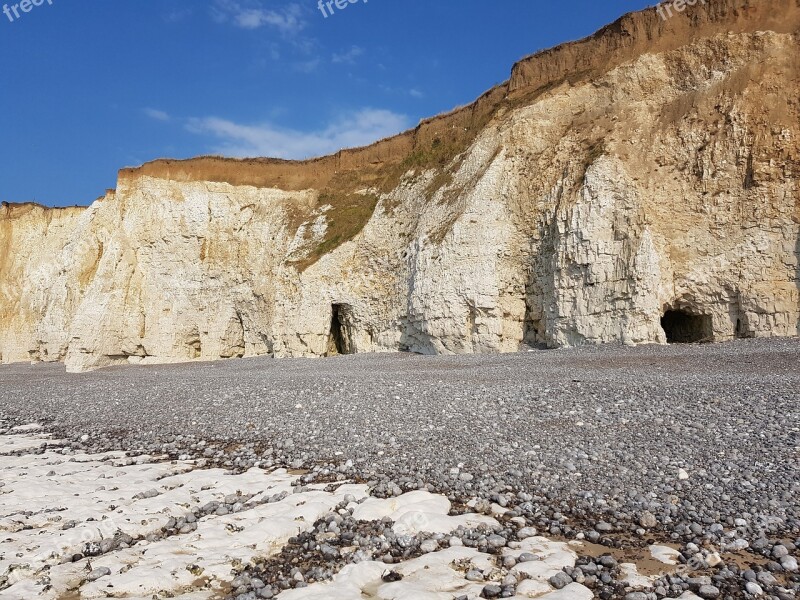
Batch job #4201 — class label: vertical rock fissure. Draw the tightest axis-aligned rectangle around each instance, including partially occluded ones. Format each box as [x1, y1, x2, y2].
[327, 304, 354, 356]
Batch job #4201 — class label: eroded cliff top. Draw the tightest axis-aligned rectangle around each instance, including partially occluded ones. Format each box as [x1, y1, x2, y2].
[0, 201, 87, 219]
[119, 0, 800, 191]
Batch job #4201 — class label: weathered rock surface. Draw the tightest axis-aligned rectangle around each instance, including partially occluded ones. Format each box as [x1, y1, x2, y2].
[1, 0, 798, 372]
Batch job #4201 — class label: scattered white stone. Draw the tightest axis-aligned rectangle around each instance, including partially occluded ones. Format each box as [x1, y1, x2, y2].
[650, 545, 681, 565]
[448, 536, 463, 547]
[351, 490, 498, 535]
[420, 539, 439, 553]
[619, 562, 656, 588]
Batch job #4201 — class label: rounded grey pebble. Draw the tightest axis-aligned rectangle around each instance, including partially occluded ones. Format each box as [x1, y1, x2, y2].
[780, 555, 798, 572]
[697, 584, 720, 599]
[86, 567, 111, 582]
[745, 581, 763, 595]
[548, 571, 572, 590]
[481, 583, 502, 598]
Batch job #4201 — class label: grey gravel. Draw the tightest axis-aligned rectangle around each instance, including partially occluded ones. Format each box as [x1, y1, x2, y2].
[1, 338, 799, 599]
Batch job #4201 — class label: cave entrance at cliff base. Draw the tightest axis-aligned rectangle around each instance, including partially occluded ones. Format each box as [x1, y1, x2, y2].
[327, 304, 355, 356]
[660, 310, 713, 344]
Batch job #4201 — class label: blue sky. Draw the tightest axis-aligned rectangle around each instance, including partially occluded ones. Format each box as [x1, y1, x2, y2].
[0, 0, 652, 206]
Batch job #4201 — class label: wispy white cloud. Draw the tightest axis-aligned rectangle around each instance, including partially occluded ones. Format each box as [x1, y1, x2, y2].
[143, 108, 171, 122]
[186, 109, 411, 159]
[332, 45, 364, 65]
[212, 0, 305, 34]
[379, 84, 426, 99]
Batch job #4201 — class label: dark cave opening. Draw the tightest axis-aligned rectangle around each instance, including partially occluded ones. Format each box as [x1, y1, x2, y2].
[735, 317, 747, 339]
[327, 304, 354, 356]
[661, 310, 713, 344]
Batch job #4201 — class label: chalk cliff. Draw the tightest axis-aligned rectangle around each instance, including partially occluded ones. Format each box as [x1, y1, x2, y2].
[1, 0, 798, 372]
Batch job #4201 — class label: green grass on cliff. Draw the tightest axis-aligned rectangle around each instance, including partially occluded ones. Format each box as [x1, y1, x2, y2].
[293, 189, 379, 272]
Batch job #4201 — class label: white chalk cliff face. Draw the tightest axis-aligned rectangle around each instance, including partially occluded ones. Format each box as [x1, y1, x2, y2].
[1, 0, 798, 372]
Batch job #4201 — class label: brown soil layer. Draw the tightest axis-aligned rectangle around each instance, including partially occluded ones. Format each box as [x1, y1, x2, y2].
[116, 0, 800, 191]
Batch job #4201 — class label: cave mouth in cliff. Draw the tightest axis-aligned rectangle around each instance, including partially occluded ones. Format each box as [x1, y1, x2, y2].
[327, 304, 354, 356]
[661, 310, 713, 344]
